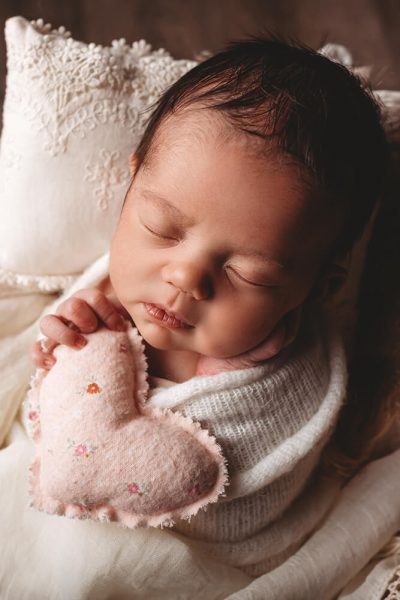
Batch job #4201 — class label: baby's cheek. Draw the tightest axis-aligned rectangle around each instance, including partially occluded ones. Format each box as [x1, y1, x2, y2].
[195, 318, 258, 359]
[110, 235, 142, 290]
[201, 302, 280, 358]
[109, 238, 124, 281]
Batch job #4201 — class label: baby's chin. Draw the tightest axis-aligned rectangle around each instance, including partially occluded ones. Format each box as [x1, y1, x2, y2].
[135, 320, 242, 359]
[136, 320, 195, 351]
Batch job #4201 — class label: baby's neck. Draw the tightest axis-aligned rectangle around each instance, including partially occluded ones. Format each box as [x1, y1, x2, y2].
[144, 343, 200, 383]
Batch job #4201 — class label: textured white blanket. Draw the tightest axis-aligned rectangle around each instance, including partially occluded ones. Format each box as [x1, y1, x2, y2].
[0, 251, 399, 599]
[148, 301, 347, 577]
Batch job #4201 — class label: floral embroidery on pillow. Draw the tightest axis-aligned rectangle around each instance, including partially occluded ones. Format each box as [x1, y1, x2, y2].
[84, 149, 128, 211]
[0, 16, 197, 284]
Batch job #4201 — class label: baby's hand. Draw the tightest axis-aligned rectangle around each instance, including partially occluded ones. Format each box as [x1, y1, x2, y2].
[31, 288, 127, 371]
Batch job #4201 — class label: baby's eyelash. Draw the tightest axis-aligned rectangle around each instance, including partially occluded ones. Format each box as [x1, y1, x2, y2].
[144, 224, 178, 242]
[226, 266, 276, 288]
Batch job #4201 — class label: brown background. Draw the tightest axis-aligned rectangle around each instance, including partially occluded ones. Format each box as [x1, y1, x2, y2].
[0, 0, 400, 110]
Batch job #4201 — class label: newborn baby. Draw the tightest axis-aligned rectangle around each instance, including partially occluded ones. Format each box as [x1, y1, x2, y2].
[30, 36, 387, 573]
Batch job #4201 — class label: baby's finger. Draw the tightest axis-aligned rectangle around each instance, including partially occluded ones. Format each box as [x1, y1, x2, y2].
[70, 288, 127, 331]
[39, 314, 87, 349]
[55, 295, 99, 333]
[30, 340, 57, 370]
[39, 336, 58, 354]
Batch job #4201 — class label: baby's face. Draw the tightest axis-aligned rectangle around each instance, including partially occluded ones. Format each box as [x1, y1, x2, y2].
[110, 110, 338, 359]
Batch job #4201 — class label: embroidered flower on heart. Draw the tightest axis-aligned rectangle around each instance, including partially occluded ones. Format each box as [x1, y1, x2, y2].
[67, 438, 98, 458]
[28, 410, 39, 421]
[127, 482, 151, 496]
[75, 444, 89, 457]
[127, 482, 140, 494]
[76, 503, 92, 519]
[86, 382, 101, 394]
[76, 375, 104, 396]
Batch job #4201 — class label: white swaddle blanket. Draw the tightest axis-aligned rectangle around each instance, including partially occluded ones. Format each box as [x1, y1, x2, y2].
[0, 251, 399, 600]
[147, 303, 347, 577]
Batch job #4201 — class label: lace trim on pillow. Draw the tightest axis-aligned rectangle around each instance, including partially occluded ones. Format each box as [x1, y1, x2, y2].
[378, 533, 400, 600]
[4, 17, 197, 160]
[382, 567, 400, 599]
[29, 18, 153, 55]
[0, 265, 80, 293]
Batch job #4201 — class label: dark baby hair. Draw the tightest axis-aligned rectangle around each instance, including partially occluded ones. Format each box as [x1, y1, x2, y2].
[134, 34, 389, 260]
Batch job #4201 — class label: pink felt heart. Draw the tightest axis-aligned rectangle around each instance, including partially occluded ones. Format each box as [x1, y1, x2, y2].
[24, 323, 228, 528]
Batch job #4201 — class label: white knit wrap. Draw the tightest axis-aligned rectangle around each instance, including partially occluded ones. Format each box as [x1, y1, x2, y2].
[148, 310, 348, 576]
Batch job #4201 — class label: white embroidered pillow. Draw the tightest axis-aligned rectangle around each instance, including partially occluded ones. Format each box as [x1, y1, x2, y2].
[0, 17, 197, 291]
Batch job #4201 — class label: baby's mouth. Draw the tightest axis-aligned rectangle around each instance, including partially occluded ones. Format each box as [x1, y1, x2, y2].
[144, 303, 193, 329]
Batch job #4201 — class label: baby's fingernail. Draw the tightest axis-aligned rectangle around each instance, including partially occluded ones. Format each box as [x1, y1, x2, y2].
[110, 315, 126, 331]
[75, 337, 87, 348]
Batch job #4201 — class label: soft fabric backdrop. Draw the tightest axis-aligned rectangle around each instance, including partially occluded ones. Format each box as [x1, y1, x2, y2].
[0, 0, 400, 113]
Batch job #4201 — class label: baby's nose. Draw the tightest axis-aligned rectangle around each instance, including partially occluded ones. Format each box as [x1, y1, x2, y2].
[162, 262, 212, 300]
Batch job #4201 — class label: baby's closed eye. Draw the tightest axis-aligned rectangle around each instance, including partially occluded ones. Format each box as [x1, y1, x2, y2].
[225, 265, 283, 288]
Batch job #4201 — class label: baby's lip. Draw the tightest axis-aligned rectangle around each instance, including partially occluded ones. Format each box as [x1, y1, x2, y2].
[145, 303, 194, 328]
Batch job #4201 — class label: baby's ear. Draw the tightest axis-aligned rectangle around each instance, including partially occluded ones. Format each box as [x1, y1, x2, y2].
[309, 263, 348, 304]
[129, 152, 139, 176]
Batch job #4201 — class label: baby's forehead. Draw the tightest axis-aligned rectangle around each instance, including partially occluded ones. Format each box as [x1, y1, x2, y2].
[140, 109, 329, 225]
[146, 107, 309, 185]
[151, 108, 236, 154]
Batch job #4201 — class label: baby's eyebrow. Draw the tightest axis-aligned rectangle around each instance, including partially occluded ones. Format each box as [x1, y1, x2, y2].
[138, 189, 195, 227]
